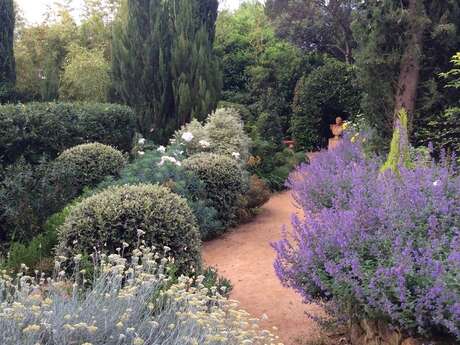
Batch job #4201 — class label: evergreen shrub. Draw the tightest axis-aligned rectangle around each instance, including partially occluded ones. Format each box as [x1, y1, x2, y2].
[173, 108, 251, 162]
[217, 101, 253, 127]
[0, 201, 75, 273]
[173, 119, 209, 156]
[0, 159, 52, 245]
[183, 153, 246, 228]
[0, 102, 136, 166]
[291, 59, 361, 150]
[58, 184, 202, 274]
[96, 148, 224, 240]
[53, 143, 126, 197]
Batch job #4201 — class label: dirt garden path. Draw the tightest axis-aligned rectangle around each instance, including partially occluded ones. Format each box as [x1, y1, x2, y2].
[202, 191, 324, 345]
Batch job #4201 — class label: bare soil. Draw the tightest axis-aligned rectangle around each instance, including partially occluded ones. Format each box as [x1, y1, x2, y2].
[202, 191, 324, 345]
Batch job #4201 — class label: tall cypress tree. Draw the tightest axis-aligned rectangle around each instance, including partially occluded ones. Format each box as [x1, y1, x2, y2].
[170, 0, 221, 125]
[112, 0, 221, 142]
[196, 0, 218, 42]
[0, 0, 16, 102]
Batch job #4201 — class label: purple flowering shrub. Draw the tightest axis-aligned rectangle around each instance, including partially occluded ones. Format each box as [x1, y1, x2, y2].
[288, 135, 380, 213]
[274, 139, 460, 339]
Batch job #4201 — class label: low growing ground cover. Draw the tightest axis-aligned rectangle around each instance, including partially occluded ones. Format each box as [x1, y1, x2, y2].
[0, 247, 280, 345]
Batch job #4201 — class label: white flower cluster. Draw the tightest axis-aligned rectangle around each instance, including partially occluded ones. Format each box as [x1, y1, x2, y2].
[199, 140, 210, 148]
[0, 248, 283, 345]
[181, 131, 194, 142]
[158, 155, 181, 167]
[138, 137, 147, 156]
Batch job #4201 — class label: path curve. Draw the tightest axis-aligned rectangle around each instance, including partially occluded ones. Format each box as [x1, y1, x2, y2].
[202, 191, 323, 345]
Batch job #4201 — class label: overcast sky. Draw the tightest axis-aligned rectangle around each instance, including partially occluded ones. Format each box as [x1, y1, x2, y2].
[16, 0, 246, 24]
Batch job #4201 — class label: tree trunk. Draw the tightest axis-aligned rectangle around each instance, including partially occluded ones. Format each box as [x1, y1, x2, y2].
[393, 0, 426, 130]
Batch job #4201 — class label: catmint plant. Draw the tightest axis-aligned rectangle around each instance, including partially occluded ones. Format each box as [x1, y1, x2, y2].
[275, 138, 460, 339]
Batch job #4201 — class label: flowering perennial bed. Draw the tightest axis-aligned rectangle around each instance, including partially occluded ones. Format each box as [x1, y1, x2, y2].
[1, 247, 281, 345]
[274, 139, 460, 339]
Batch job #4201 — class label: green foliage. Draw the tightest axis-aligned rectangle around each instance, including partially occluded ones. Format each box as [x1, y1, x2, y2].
[0, 102, 136, 166]
[266, 0, 356, 63]
[0, 159, 44, 246]
[255, 111, 283, 150]
[59, 45, 111, 102]
[174, 107, 251, 162]
[173, 119, 209, 156]
[353, 1, 460, 142]
[112, 0, 221, 142]
[0, 142, 125, 248]
[53, 142, 126, 196]
[2, 229, 57, 273]
[217, 101, 253, 126]
[215, 2, 305, 132]
[183, 153, 246, 228]
[291, 58, 361, 150]
[14, 2, 116, 102]
[170, 0, 222, 125]
[440, 52, 460, 89]
[0, 0, 16, 103]
[416, 53, 460, 159]
[96, 147, 224, 240]
[416, 106, 460, 160]
[201, 266, 232, 297]
[0, 203, 75, 273]
[250, 147, 305, 191]
[0, 158, 76, 246]
[58, 184, 202, 274]
[205, 108, 251, 161]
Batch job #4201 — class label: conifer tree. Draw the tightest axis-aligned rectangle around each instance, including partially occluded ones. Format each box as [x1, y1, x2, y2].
[0, 0, 16, 102]
[196, 0, 218, 42]
[112, 0, 221, 142]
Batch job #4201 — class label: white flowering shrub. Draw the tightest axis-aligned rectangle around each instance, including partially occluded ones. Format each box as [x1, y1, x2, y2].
[205, 108, 251, 162]
[173, 119, 210, 156]
[0, 248, 281, 345]
[172, 109, 251, 162]
[57, 184, 201, 274]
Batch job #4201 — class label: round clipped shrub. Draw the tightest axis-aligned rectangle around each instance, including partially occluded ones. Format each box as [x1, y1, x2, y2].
[57, 184, 202, 273]
[55, 142, 126, 191]
[183, 153, 246, 228]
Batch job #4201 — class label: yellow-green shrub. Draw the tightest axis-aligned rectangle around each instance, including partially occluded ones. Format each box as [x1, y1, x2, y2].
[57, 184, 201, 273]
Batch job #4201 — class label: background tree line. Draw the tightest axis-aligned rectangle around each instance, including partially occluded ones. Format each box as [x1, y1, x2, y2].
[1, 0, 459, 154]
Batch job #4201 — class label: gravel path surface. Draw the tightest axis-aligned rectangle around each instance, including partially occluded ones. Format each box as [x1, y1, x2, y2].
[202, 191, 324, 345]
